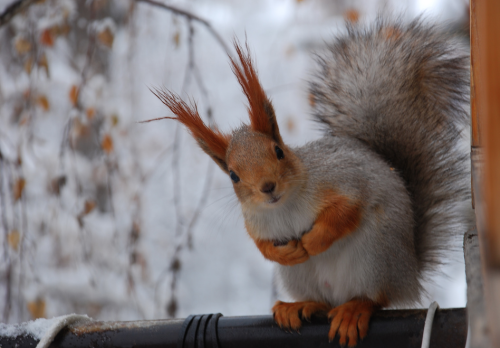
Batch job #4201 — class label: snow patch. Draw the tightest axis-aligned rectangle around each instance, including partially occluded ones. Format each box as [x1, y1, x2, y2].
[0, 314, 91, 344]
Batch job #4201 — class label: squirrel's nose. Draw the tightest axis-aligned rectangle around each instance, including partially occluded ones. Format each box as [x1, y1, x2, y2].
[261, 182, 276, 194]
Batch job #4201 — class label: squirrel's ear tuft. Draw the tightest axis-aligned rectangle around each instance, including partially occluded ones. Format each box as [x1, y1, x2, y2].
[151, 88, 231, 173]
[230, 39, 283, 145]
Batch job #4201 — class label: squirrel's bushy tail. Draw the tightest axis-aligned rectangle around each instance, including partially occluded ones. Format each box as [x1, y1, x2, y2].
[310, 18, 470, 273]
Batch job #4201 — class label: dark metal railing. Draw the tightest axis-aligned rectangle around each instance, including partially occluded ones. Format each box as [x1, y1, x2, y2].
[0, 308, 467, 348]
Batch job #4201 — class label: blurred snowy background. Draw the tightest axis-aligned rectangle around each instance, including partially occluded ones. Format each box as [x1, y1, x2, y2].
[0, 0, 470, 323]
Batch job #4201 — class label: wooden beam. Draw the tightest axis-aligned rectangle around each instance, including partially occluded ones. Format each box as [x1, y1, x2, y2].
[470, 0, 500, 345]
[471, 0, 500, 268]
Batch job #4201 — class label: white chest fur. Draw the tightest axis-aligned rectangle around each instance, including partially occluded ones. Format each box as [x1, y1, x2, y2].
[276, 220, 378, 306]
[244, 192, 317, 241]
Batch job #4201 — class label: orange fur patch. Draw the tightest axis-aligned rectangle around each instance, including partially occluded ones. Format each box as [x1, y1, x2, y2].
[272, 301, 331, 330]
[230, 41, 282, 143]
[301, 192, 362, 256]
[151, 88, 230, 162]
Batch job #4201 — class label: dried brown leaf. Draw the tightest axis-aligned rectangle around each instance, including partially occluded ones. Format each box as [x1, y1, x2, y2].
[27, 298, 46, 319]
[111, 114, 119, 127]
[36, 95, 50, 111]
[83, 200, 96, 215]
[86, 108, 96, 120]
[173, 31, 180, 48]
[13, 177, 26, 201]
[7, 230, 20, 251]
[69, 85, 79, 106]
[53, 23, 71, 36]
[15, 37, 31, 55]
[40, 28, 54, 46]
[97, 27, 114, 48]
[24, 57, 34, 74]
[101, 134, 114, 154]
[344, 9, 360, 23]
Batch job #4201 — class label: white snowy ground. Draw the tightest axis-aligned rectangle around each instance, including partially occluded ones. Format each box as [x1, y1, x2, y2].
[0, 0, 469, 323]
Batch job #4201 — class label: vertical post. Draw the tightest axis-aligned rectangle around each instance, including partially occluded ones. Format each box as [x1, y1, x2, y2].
[470, 0, 500, 346]
[474, 0, 500, 268]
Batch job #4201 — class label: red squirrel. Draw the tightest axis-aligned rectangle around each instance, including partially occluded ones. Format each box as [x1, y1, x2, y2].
[150, 18, 470, 347]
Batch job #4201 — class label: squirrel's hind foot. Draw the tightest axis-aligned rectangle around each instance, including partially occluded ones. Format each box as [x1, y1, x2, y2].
[328, 299, 378, 347]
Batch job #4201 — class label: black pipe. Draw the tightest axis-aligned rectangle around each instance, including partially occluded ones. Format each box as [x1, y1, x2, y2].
[0, 308, 467, 348]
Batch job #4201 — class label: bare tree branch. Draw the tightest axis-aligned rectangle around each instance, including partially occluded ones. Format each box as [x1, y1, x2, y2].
[150, 17, 219, 318]
[135, 0, 232, 57]
[0, 0, 39, 28]
[0, 152, 12, 322]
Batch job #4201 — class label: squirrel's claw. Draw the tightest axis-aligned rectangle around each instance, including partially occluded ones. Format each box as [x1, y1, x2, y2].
[272, 301, 302, 331]
[272, 301, 331, 332]
[328, 299, 375, 347]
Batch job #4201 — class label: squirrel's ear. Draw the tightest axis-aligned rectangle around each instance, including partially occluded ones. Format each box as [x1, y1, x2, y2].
[230, 40, 283, 145]
[152, 88, 231, 173]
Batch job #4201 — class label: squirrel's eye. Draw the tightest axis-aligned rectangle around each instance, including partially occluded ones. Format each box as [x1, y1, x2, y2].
[229, 170, 240, 183]
[275, 146, 284, 160]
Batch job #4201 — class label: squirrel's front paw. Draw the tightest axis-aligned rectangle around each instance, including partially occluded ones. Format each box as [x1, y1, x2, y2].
[254, 239, 309, 266]
[272, 301, 330, 331]
[301, 228, 334, 256]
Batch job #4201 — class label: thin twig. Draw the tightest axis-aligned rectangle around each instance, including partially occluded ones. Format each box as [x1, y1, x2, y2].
[185, 160, 214, 249]
[0, 0, 38, 28]
[0, 152, 9, 262]
[172, 125, 184, 239]
[10, 164, 24, 320]
[124, 4, 148, 319]
[135, 0, 232, 57]
[136, 6, 221, 317]
[153, 19, 194, 318]
[163, 19, 199, 318]
[17, 180, 28, 319]
[59, 0, 98, 162]
[106, 159, 119, 242]
[0, 152, 12, 322]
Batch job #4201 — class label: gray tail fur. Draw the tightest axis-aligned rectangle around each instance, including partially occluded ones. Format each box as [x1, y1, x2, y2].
[309, 18, 470, 274]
